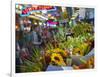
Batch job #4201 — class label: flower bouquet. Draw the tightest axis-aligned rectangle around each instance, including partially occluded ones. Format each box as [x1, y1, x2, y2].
[45, 48, 69, 67]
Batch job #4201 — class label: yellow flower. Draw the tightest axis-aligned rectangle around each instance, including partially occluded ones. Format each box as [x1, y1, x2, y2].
[51, 53, 66, 66]
[53, 48, 62, 52]
[62, 50, 68, 57]
[46, 50, 53, 54]
[72, 48, 84, 56]
[54, 48, 68, 57]
[86, 56, 94, 68]
[46, 48, 68, 58]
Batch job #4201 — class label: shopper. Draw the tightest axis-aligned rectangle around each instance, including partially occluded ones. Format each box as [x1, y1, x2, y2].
[31, 26, 42, 50]
[16, 30, 25, 72]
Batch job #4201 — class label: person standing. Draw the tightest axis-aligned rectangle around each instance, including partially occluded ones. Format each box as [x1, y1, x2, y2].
[31, 26, 42, 50]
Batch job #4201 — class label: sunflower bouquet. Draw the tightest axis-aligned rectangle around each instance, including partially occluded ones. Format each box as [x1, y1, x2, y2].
[50, 53, 66, 66]
[45, 48, 69, 66]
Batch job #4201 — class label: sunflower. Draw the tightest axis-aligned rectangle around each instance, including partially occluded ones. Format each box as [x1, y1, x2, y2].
[51, 53, 66, 66]
[53, 48, 68, 57]
[72, 48, 84, 56]
[53, 48, 63, 53]
[61, 50, 68, 58]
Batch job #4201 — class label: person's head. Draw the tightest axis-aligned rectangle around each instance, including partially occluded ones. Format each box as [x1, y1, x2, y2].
[31, 25, 37, 32]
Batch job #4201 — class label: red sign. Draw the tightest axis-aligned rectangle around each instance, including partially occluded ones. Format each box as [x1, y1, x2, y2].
[22, 5, 55, 15]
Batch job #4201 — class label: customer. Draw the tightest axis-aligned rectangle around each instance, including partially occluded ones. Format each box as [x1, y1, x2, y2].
[31, 26, 42, 50]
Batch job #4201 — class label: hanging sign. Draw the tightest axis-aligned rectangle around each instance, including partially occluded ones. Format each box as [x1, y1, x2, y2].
[20, 5, 56, 16]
